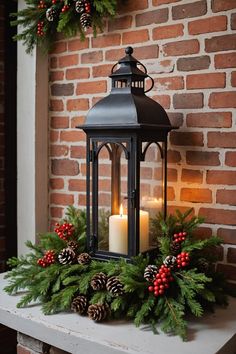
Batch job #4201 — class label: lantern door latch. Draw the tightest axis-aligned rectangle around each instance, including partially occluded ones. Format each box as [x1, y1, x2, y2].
[124, 189, 136, 208]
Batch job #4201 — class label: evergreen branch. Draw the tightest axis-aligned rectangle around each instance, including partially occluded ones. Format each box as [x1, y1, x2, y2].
[162, 297, 187, 340]
[134, 296, 155, 327]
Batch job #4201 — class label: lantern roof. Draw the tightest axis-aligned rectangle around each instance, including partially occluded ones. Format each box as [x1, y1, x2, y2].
[80, 47, 172, 132]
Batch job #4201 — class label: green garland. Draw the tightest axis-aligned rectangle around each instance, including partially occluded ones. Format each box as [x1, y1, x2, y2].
[4, 206, 228, 340]
[11, 0, 119, 53]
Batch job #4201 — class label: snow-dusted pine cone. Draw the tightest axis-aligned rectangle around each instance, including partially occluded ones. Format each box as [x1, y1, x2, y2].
[106, 276, 124, 297]
[58, 247, 75, 265]
[170, 242, 181, 256]
[163, 255, 177, 268]
[80, 12, 92, 30]
[46, 7, 57, 21]
[67, 240, 79, 252]
[87, 303, 110, 322]
[71, 295, 88, 315]
[75, 0, 85, 13]
[144, 265, 158, 282]
[77, 252, 91, 265]
[91, 272, 107, 291]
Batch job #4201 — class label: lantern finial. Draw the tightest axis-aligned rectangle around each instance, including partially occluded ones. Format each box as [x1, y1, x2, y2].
[125, 46, 133, 55]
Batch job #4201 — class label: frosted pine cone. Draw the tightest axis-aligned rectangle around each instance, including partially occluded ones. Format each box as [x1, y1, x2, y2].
[71, 295, 88, 315]
[58, 248, 75, 265]
[87, 303, 110, 322]
[163, 255, 177, 268]
[91, 272, 107, 291]
[77, 252, 91, 265]
[106, 276, 124, 297]
[67, 240, 79, 252]
[80, 12, 92, 30]
[144, 265, 158, 282]
[46, 7, 57, 21]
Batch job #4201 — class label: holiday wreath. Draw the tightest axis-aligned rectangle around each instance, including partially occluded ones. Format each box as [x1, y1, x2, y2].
[4, 206, 228, 340]
[11, 0, 120, 53]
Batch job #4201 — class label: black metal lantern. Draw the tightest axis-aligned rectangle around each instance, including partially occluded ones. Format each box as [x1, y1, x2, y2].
[79, 47, 173, 261]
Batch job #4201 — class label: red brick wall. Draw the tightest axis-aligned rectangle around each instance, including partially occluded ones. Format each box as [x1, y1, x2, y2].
[49, 0, 236, 285]
[0, 2, 5, 272]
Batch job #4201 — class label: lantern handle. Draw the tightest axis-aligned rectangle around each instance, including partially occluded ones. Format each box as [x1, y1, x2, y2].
[144, 75, 154, 93]
[111, 63, 118, 74]
[136, 61, 147, 74]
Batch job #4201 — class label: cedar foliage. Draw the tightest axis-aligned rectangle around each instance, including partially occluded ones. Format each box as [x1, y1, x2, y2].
[4, 207, 228, 340]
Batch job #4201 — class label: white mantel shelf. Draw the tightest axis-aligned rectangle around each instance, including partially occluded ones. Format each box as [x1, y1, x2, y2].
[0, 273, 236, 354]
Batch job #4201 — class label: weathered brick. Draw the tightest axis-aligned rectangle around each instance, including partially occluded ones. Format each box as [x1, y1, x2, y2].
[50, 57, 58, 69]
[76, 81, 107, 95]
[50, 193, 74, 206]
[231, 13, 236, 30]
[188, 15, 227, 35]
[216, 189, 236, 206]
[208, 132, 236, 148]
[207, 171, 236, 185]
[225, 151, 236, 167]
[70, 146, 86, 159]
[163, 39, 199, 56]
[217, 264, 236, 281]
[217, 228, 236, 245]
[58, 54, 78, 68]
[186, 72, 225, 89]
[92, 34, 121, 48]
[212, 0, 236, 12]
[68, 38, 89, 52]
[155, 76, 184, 90]
[71, 116, 85, 128]
[153, 24, 183, 40]
[181, 169, 203, 184]
[136, 8, 168, 27]
[186, 151, 220, 166]
[50, 99, 64, 112]
[172, 1, 207, 20]
[205, 34, 236, 53]
[227, 248, 236, 263]
[51, 159, 79, 176]
[60, 130, 85, 142]
[50, 145, 69, 157]
[199, 208, 236, 226]
[106, 45, 159, 61]
[68, 179, 86, 191]
[209, 92, 236, 108]
[181, 188, 212, 203]
[186, 112, 232, 128]
[49, 71, 64, 82]
[66, 99, 89, 111]
[17, 345, 31, 354]
[108, 16, 132, 32]
[231, 71, 236, 86]
[167, 112, 184, 127]
[118, 0, 148, 12]
[167, 150, 181, 163]
[193, 227, 213, 239]
[50, 178, 64, 190]
[66, 67, 90, 80]
[153, 0, 180, 5]
[177, 56, 210, 71]
[173, 93, 203, 109]
[167, 168, 178, 182]
[167, 186, 175, 201]
[51, 116, 69, 130]
[122, 29, 149, 44]
[51, 83, 74, 96]
[214, 52, 236, 68]
[152, 95, 170, 109]
[92, 64, 113, 78]
[50, 131, 59, 142]
[81, 51, 103, 64]
[170, 131, 204, 146]
[50, 41, 67, 54]
[50, 207, 63, 218]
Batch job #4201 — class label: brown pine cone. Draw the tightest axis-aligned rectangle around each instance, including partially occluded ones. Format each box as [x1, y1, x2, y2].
[77, 252, 91, 265]
[71, 295, 88, 315]
[58, 248, 75, 265]
[91, 272, 107, 291]
[144, 265, 158, 282]
[87, 303, 110, 322]
[170, 242, 181, 256]
[106, 276, 124, 296]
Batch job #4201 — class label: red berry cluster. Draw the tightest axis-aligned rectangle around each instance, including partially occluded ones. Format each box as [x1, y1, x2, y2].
[37, 250, 56, 268]
[52, 0, 57, 3]
[54, 222, 74, 240]
[38, 0, 46, 8]
[173, 231, 187, 244]
[84, 1, 91, 13]
[176, 252, 190, 269]
[37, 21, 44, 36]
[148, 265, 174, 297]
[61, 4, 70, 12]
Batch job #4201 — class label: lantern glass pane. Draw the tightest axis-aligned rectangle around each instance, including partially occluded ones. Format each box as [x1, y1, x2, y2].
[97, 142, 128, 255]
[140, 142, 164, 251]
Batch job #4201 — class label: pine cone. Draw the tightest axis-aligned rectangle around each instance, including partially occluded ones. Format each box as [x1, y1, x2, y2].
[144, 265, 158, 282]
[46, 7, 57, 21]
[91, 272, 107, 291]
[77, 252, 91, 265]
[75, 0, 85, 13]
[87, 303, 110, 322]
[67, 240, 79, 252]
[58, 248, 75, 265]
[163, 255, 177, 268]
[71, 295, 88, 315]
[80, 12, 92, 30]
[170, 242, 181, 256]
[106, 276, 124, 297]
[197, 258, 209, 272]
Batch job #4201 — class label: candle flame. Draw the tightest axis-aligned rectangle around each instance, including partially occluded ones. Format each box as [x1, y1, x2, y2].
[120, 204, 123, 217]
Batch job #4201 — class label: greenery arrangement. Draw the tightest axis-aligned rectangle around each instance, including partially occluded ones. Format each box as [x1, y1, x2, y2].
[11, 0, 119, 53]
[4, 206, 228, 340]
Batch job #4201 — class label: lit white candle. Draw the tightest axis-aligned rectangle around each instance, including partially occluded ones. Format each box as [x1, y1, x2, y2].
[141, 197, 162, 209]
[109, 205, 128, 254]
